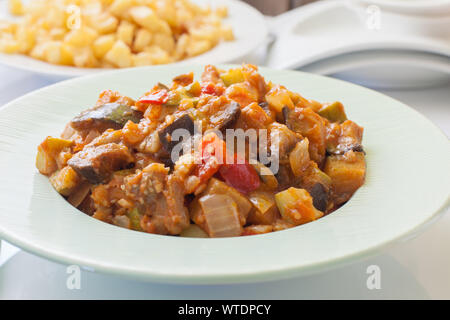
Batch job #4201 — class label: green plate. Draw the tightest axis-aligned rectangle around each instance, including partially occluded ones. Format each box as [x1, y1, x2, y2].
[0, 65, 448, 284]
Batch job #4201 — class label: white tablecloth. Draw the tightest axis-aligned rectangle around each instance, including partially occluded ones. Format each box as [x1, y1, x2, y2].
[0, 64, 449, 299]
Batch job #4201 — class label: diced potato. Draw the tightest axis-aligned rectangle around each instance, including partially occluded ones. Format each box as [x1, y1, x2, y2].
[324, 151, 366, 205]
[43, 41, 63, 64]
[60, 43, 74, 65]
[265, 85, 295, 112]
[93, 34, 116, 59]
[30, 42, 47, 60]
[190, 26, 219, 44]
[49, 166, 80, 196]
[0, 21, 17, 33]
[220, 68, 245, 87]
[64, 27, 98, 47]
[8, 0, 24, 16]
[104, 40, 132, 68]
[72, 47, 98, 68]
[143, 45, 171, 64]
[275, 187, 323, 226]
[16, 26, 35, 53]
[0, 37, 19, 54]
[151, 33, 175, 53]
[133, 28, 152, 52]
[116, 20, 135, 46]
[129, 6, 161, 32]
[131, 52, 153, 66]
[109, 0, 136, 18]
[49, 28, 66, 41]
[92, 13, 119, 34]
[186, 39, 211, 57]
[220, 25, 234, 41]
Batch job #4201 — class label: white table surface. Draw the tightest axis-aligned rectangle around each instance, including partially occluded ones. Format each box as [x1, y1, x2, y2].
[0, 64, 449, 299]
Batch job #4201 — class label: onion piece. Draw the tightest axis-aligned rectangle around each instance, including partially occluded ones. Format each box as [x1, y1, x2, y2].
[199, 194, 242, 238]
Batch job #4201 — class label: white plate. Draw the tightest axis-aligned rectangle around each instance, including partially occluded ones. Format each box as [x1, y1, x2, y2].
[0, 65, 449, 284]
[301, 50, 450, 89]
[0, 0, 268, 79]
[267, 0, 450, 70]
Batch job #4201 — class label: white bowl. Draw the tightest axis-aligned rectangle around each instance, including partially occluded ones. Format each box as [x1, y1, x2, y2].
[0, 66, 448, 284]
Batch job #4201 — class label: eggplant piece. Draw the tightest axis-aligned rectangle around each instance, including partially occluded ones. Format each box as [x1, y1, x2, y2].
[210, 102, 241, 131]
[251, 161, 278, 190]
[68, 143, 134, 184]
[158, 114, 195, 154]
[71, 102, 143, 132]
[307, 183, 328, 212]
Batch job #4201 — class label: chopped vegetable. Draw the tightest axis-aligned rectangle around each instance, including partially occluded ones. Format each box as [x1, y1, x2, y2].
[251, 162, 278, 190]
[180, 224, 209, 238]
[68, 143, 134, 184]
[210, 102, 241, 132]
[275, 187, 323, 226]
[324, 151, 366, 205]
[49, 166, 80, 196]
[219, 161, 261, 194]
[318, 101, 347, 123]
[71, 102, 143, 132]
[158, 114, 195, 154]
[247, 191, 280, 225]
[36, 64, 366, 238]
[36, 137, 74, 175]
[138, 89, 169, 104]
[220, 68, 245, 86]
[199, 194, 243, 237]
[195, 132, 227, 183]
[67, 182, 91, 208]
[204, 178, 252, 222]
[289, 139, 310, 177]
[127, 208, 142, 231]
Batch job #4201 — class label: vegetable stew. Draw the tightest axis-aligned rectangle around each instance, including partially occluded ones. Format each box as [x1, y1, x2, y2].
[36, 64, 366, 237]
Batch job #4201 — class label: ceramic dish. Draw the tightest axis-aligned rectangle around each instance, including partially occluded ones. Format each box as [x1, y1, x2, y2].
[0, 0, 268, 79]
[0, 65, 448, 284]
[300, 50, 450, 89]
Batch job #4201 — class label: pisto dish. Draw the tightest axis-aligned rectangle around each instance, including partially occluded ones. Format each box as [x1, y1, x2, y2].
[36, 64, 366, 237]
[0, 0, 233, 68]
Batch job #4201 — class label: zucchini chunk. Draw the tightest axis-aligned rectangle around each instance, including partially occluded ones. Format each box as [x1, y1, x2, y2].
[318, 101, 347, 123]
[275, 187, 323, 226]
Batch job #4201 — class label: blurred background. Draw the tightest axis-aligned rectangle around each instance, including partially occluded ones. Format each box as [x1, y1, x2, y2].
[243, 0, 319, 15]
